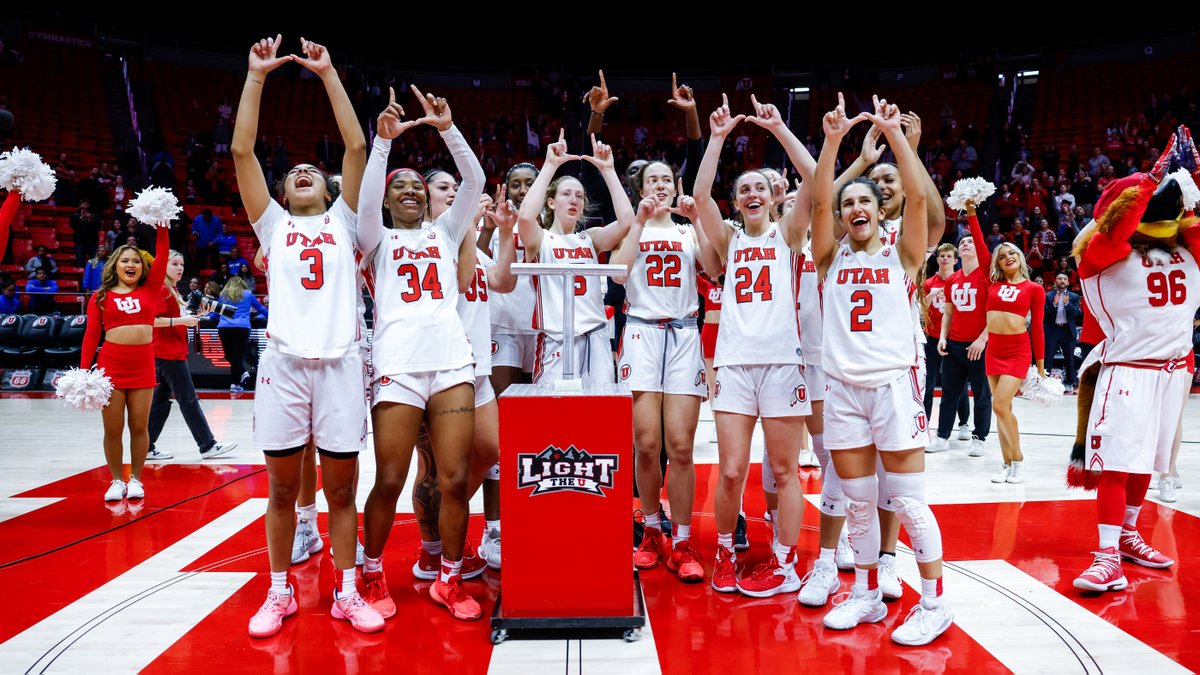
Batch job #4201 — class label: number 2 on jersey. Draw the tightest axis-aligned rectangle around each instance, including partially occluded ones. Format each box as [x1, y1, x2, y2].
[733, 267, 772, 303]
[397, 264, 444, 302]
[850, 290, 873, 331]
[645, 255, 682, 287]
[299, 248, 324, 290]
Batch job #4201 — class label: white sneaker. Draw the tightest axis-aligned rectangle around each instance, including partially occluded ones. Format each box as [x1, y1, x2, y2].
[1006, 461, 1025, 484]
[798, 560, 841, 607]
[146, 448, 174, 461]
[125, 478, 145, 500]
[925, 436, 950, 454]
[1159, 475, 1179, 503]
[479, 528, 502, 570]
[835, 530, 855, 571]
[878, 554, 903, 599]
[823, 587, 887, 630]
[355, 540, 365, 567]
[291, 520, 323, 565]
[991, 464, 1012, 483]
[891, 600, 954, 646]
[230, 384, 244, 393]
[799, 449, 820, 468]
[201, 442, 237, 459]
[957, 424, 971, 441]
[104, 479, 126, 502]
[968, 438, 985, 457]
[1173, 474, 1183, 489]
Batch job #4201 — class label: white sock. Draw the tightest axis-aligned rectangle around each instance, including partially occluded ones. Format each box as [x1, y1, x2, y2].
[818, 547, 835, 564]
[337, 567, 356, 599]
[486, 519, 500, 534]
[920, 577, 944, 607]
[717, 532, 734, 551]
[422, 539, 443, 556]
[1123, 505, 1141, 530]
[364, 554, 383, 574]
[439, 556, 462, 583]
[298, 503, 317, 523]
[645, 511, 661, 531]
[270, 570, 289, 594]
[674, 523, 690, 546]
[1099, 524, 1122, 550]
[773, 540, 792, 566]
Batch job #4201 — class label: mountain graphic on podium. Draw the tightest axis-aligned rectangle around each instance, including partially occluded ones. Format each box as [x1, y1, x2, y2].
[518, 444, 620, 496]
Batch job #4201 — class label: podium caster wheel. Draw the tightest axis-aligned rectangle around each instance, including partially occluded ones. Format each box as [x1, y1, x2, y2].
[490, 629, 508, 645]
[622, 628, 642, 643]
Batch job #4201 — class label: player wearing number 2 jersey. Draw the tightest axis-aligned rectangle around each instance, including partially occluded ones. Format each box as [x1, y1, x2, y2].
[1071, 132, 1200, 594]
[811, 93, 951, 646]
[355, 87, 486, 623]
[609, 160, 721, 582]
[694, 93, 817, 599]
[232, 35, 381, 638]
[518, 130, 633, 385]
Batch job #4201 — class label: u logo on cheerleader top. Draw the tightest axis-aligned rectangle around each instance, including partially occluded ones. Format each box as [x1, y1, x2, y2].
[997, 286, 1021, 302]
[114, 297, 141, 314]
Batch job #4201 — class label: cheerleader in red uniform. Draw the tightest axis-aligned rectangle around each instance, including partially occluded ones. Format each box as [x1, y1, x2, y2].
[81, 225, 171, 502]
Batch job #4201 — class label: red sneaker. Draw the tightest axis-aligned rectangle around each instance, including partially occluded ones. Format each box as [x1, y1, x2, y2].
[331, 591, 385, 633]
[248, 587, 298, 638]
[413, 544, 486, 581]
[634, 527, 668, 569]
[736, 548, 801, 597]
[430, 574, 482, 621]
[711, 545, 738, 593]
[666, 541, 704, 582]
[1119, 530, 1174, 568]
[360, 570, 396, 619]
[1073, 547, 1128, 592]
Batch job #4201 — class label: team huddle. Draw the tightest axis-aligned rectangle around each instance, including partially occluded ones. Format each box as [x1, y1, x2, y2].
[67, 35, 1200, 649]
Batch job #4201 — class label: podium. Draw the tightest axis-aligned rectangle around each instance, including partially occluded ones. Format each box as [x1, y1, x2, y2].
[489, 262, 646, 644]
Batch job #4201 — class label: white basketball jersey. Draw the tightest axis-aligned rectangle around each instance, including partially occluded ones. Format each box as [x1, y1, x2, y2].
[253, 198, 360, 359]
[881, 218, 901, 245]
[531, 230, 607, 337]
[370, 220, 473, 376]
[714, 223, 803, 368]
[1082, 247, 1200, 364]
[458, 249, 494, 377]
[823, 243, 919, 387]
[797, 243, 823, 365]
[624, 224, 699, 321]
[488, 229, 537, 333]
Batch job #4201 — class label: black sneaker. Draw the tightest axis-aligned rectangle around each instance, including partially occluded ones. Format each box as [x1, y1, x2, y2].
[734, 513, 750, 551]
[633, 510, 646, 548]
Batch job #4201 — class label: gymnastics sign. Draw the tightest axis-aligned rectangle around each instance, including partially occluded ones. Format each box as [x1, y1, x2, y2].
[517, 445, 618, 497]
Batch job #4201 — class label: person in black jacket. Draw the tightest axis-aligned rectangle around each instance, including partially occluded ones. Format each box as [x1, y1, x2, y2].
[1044, 273, 1082, 390]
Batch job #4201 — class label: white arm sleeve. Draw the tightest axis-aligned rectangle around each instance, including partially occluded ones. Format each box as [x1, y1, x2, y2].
[355, 134, 391, 258]
[433, 124, 485, 246]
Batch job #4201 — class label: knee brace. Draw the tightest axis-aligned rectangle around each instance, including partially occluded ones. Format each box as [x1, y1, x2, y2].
[486, 462, 500, 481]
[840, 475, 881, 566]
[884, 471, 943, 563]
[875, 456, 894, 512]
[816, 445, 845, 517]
[761, 448, 777, 494]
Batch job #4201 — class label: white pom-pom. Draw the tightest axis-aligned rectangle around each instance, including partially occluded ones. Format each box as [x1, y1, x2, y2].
[946, 178, 997, 211]
[55, 367, 114, 411]
[127, 186, 181, 228]
[1168, 168, 1200, 210]
[1022, 366, 1065, 408]
[0, 147, 56, 202]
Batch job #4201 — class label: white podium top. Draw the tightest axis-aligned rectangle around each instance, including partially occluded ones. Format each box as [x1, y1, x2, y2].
[502, 382, 631, 399]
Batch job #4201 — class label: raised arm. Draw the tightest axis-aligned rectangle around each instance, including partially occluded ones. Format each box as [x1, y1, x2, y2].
[147, 226, 172, 291]
[966, 203, 992, 287]
[668, 73, 704, 195]
[583, 69, 618, 137]
[901, 112, 946, 248]
[812, 93, 865, 278]
[231, 35, 294, 224]
[833, 125, 884, 195]
[582, 134, 634, 253]
[672, 194, 722, 278]
[432, 113, 486, 243]
[518, 129, 576, 261]
[609, 197, 659, 282]
[293, 38, 366, 213]
[863, 96, 925, 274]
[485, 188, 519, 294]
[693, 94, 745, 263]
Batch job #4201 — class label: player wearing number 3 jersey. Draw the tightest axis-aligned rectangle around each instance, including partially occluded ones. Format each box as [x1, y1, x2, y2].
[811, 93, 952, 646]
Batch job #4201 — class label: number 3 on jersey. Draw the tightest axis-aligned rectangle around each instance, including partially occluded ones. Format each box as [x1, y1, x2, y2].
[733, 266, 772, 303]
[850, 290, 873, 331]
[299, 248, 324, 290]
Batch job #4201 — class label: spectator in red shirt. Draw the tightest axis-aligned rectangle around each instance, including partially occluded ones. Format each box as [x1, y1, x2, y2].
[1025, 178, 1049, 216]
[1008, 220, 1031, 253]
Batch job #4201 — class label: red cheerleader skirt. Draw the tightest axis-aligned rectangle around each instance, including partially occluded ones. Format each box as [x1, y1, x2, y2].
[985, 331, 1032, 379]
[701, 322, 719, 360]
[97, 341, 157, 389]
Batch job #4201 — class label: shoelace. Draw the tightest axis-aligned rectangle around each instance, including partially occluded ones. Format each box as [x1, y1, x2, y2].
[746, 559, 781, 581]
[1121, 533, 1159, 558]
[900, 603, 933, 632]
[1085, 551, 1122, 578]
[442, 577, 470, 606]
[801, 564, 836, 586]
[675, 542, 700, 564]
[263, 590, 291, 611]
[339, 593, 370, 611]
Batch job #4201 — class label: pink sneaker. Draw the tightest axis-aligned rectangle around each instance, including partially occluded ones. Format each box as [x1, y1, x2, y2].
[1119, 530, 1174, 568]
[248, 587, 298, 638]
[430, 574, 482, 621]
[360, 570, 396, 619]
[1073, 547, 1128, 592]
[634, 527, 668, 569]
[332, 591, 385, 633]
